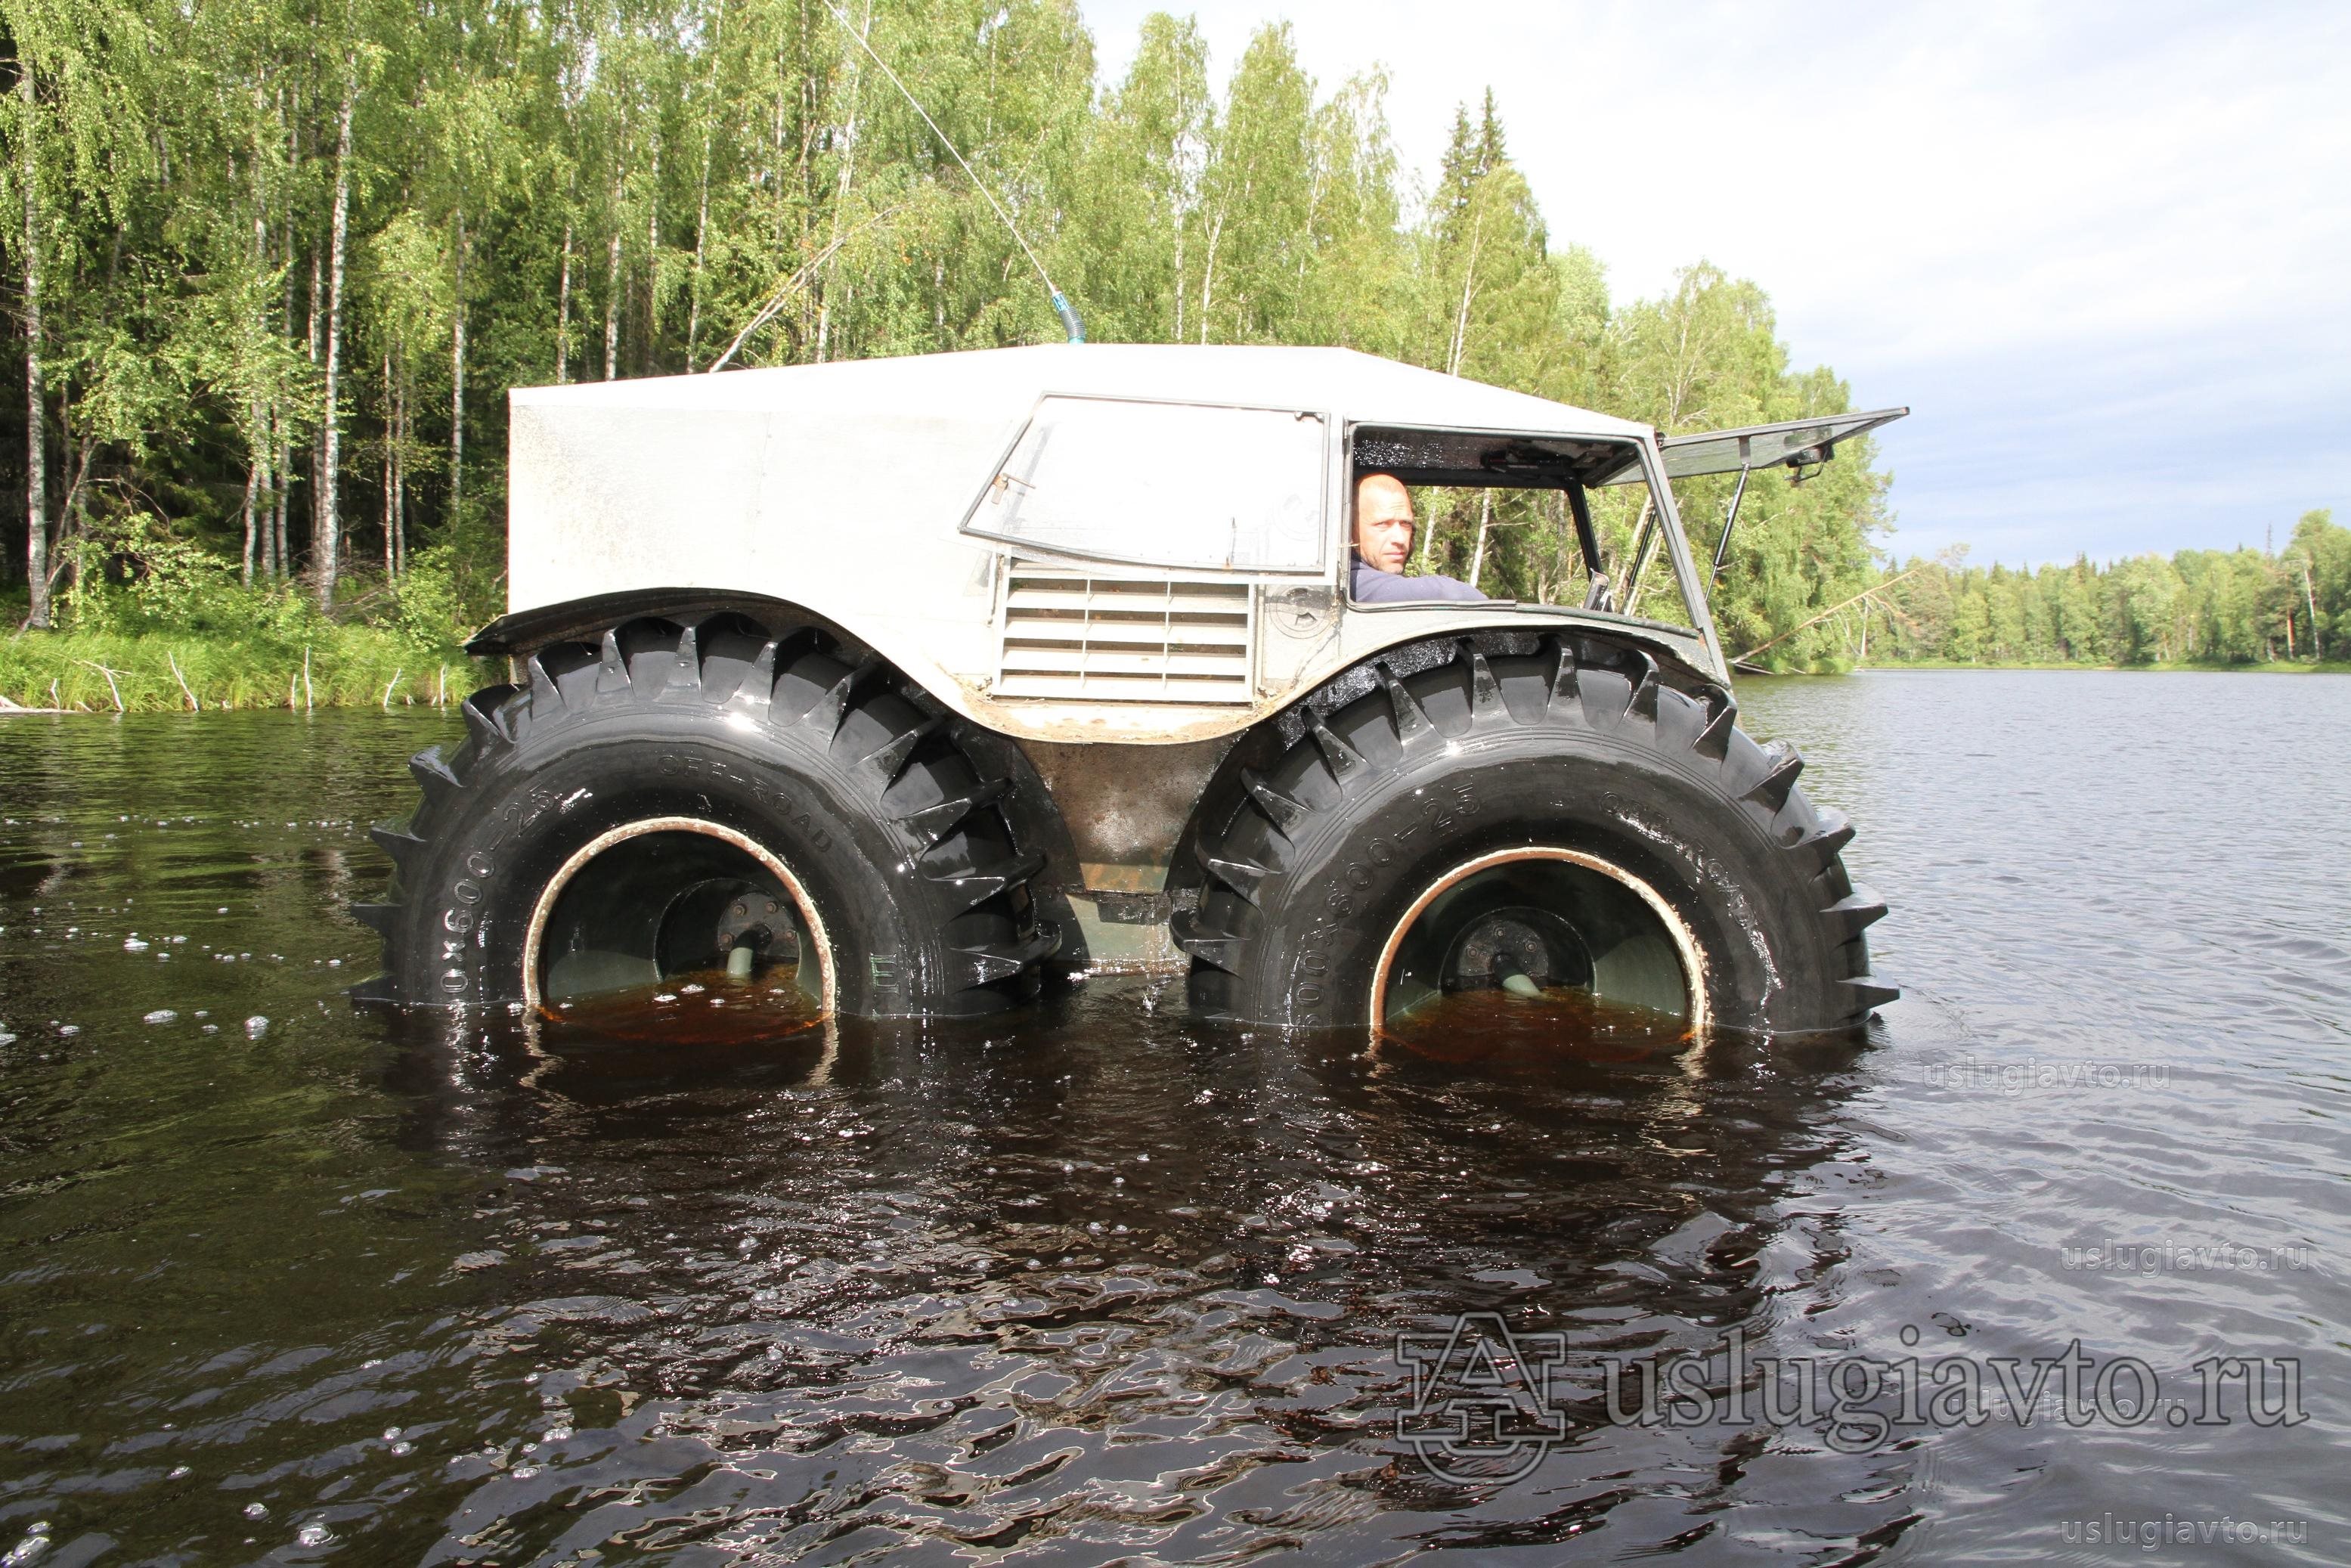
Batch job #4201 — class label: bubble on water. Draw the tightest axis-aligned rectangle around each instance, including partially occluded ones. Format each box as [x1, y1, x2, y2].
[243, 1502, 269, 1520]
[383, 1427, 401, 1441]
[1088, 1221, 1104, 1233]
[216, 906, 228, 913]
[0, 1033, 15, 1048]
[144, 1009, 177, 1024]
[201, 1024, 218, 1035]
[295, 1523, 333, 1548]
[511, 1466, 540, 1480]
[1135, 1153, 1150, 1162]
[2, 1530, 49, 1566]
[244, 1017, 269, 1038]
[1062, 1163, 1074, 1173]
[194, 1010, 208, 1018]
[169, 1465, 191, 1480]
[389, 1440, 414, 1456]
[653, 993, 677, 1004]
[327, 959, 342, 968]
[679, 983, 705, 994]
[171, 934, 186, 944]
[124, 937, 150, 952]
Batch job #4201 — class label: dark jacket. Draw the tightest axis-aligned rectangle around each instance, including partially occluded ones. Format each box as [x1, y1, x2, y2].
[1349, 553, 1488, 604]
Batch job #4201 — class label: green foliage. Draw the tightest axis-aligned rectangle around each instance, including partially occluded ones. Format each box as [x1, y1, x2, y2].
[1869, 513, 2351, 667]
[0, 0, 1993, 674]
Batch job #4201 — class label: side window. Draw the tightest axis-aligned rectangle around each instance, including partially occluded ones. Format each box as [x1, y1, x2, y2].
[965, 395, 1327, 572]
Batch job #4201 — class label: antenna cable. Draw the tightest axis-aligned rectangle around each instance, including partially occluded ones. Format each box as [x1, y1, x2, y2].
[822, 4, 1084, 343]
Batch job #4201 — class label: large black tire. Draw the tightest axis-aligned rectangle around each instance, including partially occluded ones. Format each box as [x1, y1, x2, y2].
[1170, 637, 1895, 1033]
[355, 615, 1057, 1015]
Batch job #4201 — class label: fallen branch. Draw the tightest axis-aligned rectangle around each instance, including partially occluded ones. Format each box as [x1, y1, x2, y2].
[1734, 568, 1922, 664]
[166, 651, 201, 711]
[75, 659, 126, 713]
[382, 667, 403, 709]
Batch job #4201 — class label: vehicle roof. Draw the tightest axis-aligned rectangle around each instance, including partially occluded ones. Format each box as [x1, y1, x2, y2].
[510, 343, 1653, 441]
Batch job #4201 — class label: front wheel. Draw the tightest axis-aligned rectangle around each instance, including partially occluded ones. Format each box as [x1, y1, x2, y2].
[355, 615, 1057, 1017]
[1172, 637, 1894, 1035]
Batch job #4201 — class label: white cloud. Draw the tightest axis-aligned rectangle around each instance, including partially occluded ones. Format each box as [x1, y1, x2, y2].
[1076, 0, 2351, 564]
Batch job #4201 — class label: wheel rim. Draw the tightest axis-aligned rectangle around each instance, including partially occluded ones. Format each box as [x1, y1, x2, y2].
[1371, 848, 1708, 1030]
[522, 817, 835, 1013]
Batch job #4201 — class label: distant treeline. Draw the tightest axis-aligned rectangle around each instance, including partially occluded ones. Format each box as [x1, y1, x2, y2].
[1862, 511, 2349, 668]
[0, 0, 1890, 669]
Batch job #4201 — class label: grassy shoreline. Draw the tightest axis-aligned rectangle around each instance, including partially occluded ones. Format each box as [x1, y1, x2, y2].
[5, 629, 2343, 715]
[1, 626, 485, 713]
[1851, 658, 2351, 674]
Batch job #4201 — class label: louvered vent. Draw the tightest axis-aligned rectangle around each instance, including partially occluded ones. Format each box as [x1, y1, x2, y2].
[996, 566, 1255, 704]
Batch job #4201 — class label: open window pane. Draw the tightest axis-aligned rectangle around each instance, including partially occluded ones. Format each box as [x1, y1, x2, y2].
[967, 396, 1327, 572]
[1586, 474, 1698, 631]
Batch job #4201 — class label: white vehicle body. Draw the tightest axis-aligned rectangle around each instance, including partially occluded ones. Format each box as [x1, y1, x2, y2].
[489, 345, 1900, 973]
[502, 343, 1729, 748]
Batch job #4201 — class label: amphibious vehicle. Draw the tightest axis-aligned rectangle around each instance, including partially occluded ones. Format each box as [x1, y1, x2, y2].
[356, 344, 1901, 1034]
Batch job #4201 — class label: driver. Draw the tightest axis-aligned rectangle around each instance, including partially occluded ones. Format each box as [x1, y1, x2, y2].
[1349, 473, 1487, 603]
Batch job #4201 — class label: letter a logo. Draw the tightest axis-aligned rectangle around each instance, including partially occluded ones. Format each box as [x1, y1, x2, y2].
[1394, 1312, 1566, 1483]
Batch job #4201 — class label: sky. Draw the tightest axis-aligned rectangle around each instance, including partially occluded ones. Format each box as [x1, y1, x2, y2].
[1074, 0, 2351, 568]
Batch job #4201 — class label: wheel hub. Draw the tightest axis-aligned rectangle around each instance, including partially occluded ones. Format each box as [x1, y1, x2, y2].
[1374, 848, 1706, 1027]
[1440, 907, 1592, 993]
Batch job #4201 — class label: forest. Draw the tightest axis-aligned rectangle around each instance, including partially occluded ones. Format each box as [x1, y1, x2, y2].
[0, 0, 2337, 709]
[1866, 514, 2348, 668]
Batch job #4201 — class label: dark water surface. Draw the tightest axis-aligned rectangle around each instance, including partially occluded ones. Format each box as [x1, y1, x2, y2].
[2, 671, 2345, 1565]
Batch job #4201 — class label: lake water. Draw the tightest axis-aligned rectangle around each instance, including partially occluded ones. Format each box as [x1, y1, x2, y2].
[2, 671, 2345, 1565]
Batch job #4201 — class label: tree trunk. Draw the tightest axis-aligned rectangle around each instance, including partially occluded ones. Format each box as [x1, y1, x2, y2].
[382, 349, 395, 578]
[1197, 206, 1224, 345]
[395, 359, 407, 573]
[1468, 491, 1492, 589]
[451, 207, 466, 531]
[314, 82, 355, 609]
[241, 435, 263, 586]
[640, 135, 659, 377]
[816, 0, 872, 365]
[686, 41, 717, 373]
[603, 211, 622, 380]
[556, 220, 572, 383]
[19, 68, 49, 628]
[2303, 562, 2322, 661]
[1447, 211, 1483, 377]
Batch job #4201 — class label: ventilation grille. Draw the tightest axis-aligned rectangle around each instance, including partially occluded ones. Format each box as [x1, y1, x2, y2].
[996, 567, 1255, 704]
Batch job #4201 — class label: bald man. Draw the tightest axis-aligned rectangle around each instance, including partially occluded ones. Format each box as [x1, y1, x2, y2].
[1349, 473, 1488, 604]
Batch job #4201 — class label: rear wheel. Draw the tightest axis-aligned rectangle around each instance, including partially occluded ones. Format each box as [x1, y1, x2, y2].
[1172, 637, 1894, 1035]
[355, 615, 1057, 1016]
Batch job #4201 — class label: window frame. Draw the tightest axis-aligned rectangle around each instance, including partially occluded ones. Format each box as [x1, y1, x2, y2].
[958, 391, 1337, 577]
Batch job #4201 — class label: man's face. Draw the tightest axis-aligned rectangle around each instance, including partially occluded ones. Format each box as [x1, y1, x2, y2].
[1355, 476, 1415, 573]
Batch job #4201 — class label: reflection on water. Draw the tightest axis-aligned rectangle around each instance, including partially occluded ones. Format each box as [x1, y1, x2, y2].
[2, 677, 2346, 1565]
[545, 970, 829, 1048]
[1378, 987, 1695, 1068]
